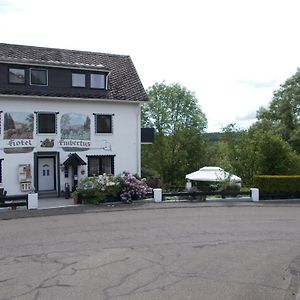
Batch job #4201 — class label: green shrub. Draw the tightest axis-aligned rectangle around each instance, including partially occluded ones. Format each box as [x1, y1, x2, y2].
[75, 172, 152, 204]
[253, 175, 300, 199]
[141, 168, 162, 188]
[76, 174, 121, 204]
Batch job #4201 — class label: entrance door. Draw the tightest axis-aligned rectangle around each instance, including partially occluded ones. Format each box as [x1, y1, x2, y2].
[38, 157, 55, 191]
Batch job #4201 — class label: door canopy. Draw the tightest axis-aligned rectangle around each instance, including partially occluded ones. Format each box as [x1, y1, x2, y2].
[63, 153, 86, 167]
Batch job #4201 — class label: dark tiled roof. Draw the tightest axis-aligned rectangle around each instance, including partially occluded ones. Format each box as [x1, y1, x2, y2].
[0, 43, 148, 102]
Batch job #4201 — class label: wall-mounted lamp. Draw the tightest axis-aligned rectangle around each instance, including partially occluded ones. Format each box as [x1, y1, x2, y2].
[80, 165, 86, 175]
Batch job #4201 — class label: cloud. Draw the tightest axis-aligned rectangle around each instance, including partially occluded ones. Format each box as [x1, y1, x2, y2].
[0, 0, 18, 13]
[236, 111, 257, 121]
[236, 80, 277, 89]
[213, 114, 257, 132]
[1, 0, 300, 134]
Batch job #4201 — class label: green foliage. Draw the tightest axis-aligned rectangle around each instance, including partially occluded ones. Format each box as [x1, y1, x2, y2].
[253, 131, 300, 175]
[142, 82, 207, 187]
[141, 167, 162, 188]
[208, 124, 300, 185]
[76, 175, 121, 204]
[213, 70, 300, 183]
[257, 68, 300, 151]
[205, 141, 232, 172]
[218, 178, 241, 192]
[141, 71, 300, 189]
[253, 175, 300, 198]
[142, 82, 207, 134]
[75, 173, 152, 204]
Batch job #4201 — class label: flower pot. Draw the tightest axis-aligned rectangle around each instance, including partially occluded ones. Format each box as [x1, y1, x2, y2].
[73, 196, 79, 205]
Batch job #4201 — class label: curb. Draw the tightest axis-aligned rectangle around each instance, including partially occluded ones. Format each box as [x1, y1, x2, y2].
[1, 199, 300, 220]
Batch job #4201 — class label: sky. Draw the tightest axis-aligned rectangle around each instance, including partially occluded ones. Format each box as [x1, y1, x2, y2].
[0, 0, 300, 132]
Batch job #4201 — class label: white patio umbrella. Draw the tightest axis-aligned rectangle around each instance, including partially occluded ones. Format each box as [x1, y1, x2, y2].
[186, 166, 241, 183]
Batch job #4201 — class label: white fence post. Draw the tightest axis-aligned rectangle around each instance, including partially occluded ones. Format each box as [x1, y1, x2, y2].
[186, 180, 192, 190]
[250, 188, 259, 202]
[153, 188, 162, 203]
[28, 193, 38, 209]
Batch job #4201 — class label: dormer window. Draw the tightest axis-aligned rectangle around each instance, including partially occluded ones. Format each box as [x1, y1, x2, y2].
[90, 73, 106, 89]
[72, 73, 86, 87]
[30, 68, 48, 86]
[9, 68, 25, 84]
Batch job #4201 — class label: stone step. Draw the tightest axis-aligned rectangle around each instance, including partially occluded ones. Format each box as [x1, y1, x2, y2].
[38, 191, 59, 199]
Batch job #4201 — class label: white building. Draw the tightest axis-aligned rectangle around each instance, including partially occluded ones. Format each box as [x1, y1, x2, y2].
[0, 43, 149, 197]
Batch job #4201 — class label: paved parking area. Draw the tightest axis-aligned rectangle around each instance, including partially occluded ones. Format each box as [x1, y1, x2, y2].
[0, 204, 300, 300]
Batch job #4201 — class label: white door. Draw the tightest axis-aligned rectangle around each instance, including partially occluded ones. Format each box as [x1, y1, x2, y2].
[38, 157, 55, 191]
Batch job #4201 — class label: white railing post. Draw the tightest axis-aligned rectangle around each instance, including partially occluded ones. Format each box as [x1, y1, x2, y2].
[186, 180, 192, 190]
[153, 188, 162, 202]
[250, 188, 259, 202]
[28, 193, 38, 209]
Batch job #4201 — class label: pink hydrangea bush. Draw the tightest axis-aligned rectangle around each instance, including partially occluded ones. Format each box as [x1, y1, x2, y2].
[75, 172, 152, 204]
[120, 171, 152, 202]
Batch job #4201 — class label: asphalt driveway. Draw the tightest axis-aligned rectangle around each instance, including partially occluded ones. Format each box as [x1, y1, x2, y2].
[0, 204, 300, 300]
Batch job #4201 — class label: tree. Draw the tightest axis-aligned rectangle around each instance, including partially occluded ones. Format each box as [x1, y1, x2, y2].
[209, 124, 260, 185]
[141, 82, 207, 187]
[4, 113, 15, 130]
[206, 69, 300, 185]
[254, 130, 300, 175]
[257, 68, 300, 151]
[217, 124, 300, 185]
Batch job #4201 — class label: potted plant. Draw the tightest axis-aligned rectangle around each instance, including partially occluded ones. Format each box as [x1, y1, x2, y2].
[71, 191, 80, 204]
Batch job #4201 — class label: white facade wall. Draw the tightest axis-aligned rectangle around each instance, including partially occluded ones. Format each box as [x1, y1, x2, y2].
[0, 95, 141, 195]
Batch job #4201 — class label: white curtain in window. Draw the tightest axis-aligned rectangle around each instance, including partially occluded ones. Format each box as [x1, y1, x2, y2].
[72, 74, 85, 87]
[91, 74, 105, 89]
[101, 156, 111, 174]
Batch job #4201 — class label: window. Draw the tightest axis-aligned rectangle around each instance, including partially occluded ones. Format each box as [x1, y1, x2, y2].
[9, 68, 25, 84]
[30, 68, 48, 86]
[64, 166, 69, 178]
[72, 73, 86, 87]
[37, 113, 56, 134]
[0, 159, 3, 184]
[90, 73, 106, 89]
[95, 114, 112, 133]
[87, 155, 114, 176]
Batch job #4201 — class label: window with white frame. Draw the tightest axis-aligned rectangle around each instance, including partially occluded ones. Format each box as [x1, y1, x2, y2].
[9, 68, 25, 84]
[37, 113, 56, 134]
[95, 114, 112, 134]
[30, 68, 48, 86]
[72, 73, 86, 87]
[90, 73, 106, 89]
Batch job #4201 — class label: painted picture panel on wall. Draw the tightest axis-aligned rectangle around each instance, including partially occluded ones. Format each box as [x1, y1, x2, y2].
[60, 113, 91, 151]
[3, 112, 34, 153]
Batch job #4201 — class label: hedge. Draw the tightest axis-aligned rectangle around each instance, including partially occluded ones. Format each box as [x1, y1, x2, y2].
[253, 175, 300, 199]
